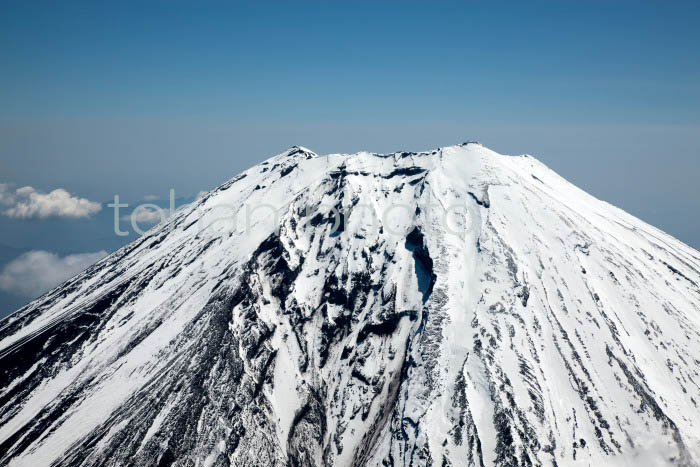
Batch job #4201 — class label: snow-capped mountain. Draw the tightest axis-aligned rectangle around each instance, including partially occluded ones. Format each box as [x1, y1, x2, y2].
[1, 143, 700, 466]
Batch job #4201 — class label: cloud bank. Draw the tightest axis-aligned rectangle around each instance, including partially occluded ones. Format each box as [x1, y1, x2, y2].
[0, 250, 107, 297]
[0, 183, 101, 219]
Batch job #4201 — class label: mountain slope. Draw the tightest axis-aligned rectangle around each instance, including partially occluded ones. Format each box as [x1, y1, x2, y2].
[1, 143, 699, 466]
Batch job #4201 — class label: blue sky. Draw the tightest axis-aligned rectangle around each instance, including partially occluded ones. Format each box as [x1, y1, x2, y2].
[0, 0, 699, 315]
[2, 1, 698, 121]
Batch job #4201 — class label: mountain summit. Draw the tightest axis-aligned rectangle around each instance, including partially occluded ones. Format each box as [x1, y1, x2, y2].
[1, 143, 699, 466]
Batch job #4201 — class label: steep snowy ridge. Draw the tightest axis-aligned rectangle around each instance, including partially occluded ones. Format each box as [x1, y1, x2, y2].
[1, 143, 700, 466]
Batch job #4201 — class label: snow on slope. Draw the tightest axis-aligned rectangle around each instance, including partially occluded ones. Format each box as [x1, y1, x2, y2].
[1, 143, 700, 466]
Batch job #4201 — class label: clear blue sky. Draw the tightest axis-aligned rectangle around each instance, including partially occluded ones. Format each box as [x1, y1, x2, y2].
[3, 1, 698, 123]
[1, 0, 699, 241]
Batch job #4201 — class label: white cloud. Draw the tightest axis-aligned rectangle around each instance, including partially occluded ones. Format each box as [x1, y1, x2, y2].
[0, 183, 101, 219]
[120, 205, 168, 224]
[0, 250, 108, 298]
[0, 184, 14, 205]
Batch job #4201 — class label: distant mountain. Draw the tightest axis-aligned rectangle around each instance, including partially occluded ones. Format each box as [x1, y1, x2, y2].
[1, 144, 699, 466]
